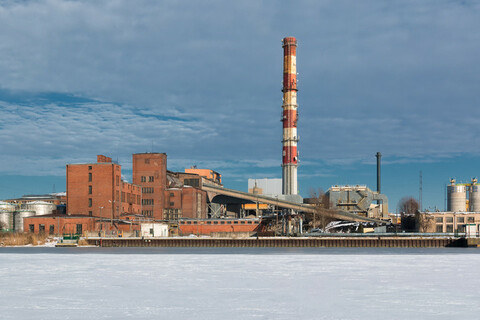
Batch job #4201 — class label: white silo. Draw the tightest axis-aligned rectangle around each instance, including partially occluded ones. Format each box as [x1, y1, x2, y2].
[469, 178, 480, 212]
[447, 179, 467, 212]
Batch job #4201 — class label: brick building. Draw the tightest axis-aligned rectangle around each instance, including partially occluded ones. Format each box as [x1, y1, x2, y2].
[132, 153, 209, 220]
[66, 155, 141, 219]
[164, 186, 207, 220]
[23, 214, 140, 235]
[132, 153, 167, 219]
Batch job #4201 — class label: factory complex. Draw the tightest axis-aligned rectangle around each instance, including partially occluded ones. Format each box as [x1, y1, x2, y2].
[1, 37, 480, 245]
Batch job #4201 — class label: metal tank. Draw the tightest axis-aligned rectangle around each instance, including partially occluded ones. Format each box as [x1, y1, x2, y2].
[14, 210, 35, 232]
[447, 179, 467, 212]
[0, 211, 14, 231]
[21, 201, 56, 216]
[0, 201, 16, 231]
[0, 201, 16, 212]
[469, 178, 480, 212]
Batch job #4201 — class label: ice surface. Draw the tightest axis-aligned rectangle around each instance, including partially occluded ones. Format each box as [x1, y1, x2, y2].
[0, 248, 479, 320]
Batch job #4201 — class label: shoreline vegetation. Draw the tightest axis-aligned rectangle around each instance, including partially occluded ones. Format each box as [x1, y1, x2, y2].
[0, 233, 50, 246]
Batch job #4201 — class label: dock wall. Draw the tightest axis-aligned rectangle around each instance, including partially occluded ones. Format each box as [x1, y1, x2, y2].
[86, 237, 467, 248]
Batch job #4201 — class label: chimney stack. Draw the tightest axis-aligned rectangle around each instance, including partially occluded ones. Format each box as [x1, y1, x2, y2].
[376, 152, 381, 194]
[281, 37, 299, 195]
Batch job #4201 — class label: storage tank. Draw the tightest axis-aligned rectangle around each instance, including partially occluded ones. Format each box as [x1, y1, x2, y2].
[447, 179, 467, 212]
[0, 211, 14, 231]
[0, 201, 16, 231]
[469, 178, 480, 212]
[21, 201, 56, 216]
[14, 210, 35, 232]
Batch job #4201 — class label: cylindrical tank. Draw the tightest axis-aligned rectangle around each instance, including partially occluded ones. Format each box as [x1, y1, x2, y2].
[469, 178, 480, 212]
[0, 201, 16, 212]
[447, 179, 467, 212]
[0, 211, 14, 231]
[14, 210, 36, 232]
[21, 201, 56, 216]
[0, 201, 16, 231]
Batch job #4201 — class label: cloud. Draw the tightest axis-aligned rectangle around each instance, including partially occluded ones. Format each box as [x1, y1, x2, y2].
[0, 0, 480, 181]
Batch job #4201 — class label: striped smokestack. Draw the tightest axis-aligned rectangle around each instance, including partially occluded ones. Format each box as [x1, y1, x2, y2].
[281, 37, 298, 195]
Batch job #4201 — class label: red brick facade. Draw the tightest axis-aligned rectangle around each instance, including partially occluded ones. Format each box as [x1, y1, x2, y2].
[178, 219, 262, 236]
[66, 155, 141, 218]
[132, 153, 167, 219]
[24, 215, 97, 234]
[164, 187, 207, 220]
[24, 215, 140, 234]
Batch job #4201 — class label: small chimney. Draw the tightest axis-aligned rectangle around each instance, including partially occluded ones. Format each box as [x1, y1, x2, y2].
[376, 152, 381, 193]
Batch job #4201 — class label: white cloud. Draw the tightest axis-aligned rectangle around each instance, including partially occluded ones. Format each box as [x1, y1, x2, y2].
[1, 0, 480, 178]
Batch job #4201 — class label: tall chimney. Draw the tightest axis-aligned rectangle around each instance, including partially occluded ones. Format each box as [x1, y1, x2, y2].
[376, 152, 381, 194]
[281, 37, 299, 195]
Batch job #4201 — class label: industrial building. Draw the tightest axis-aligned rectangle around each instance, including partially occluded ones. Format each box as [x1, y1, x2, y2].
[418, 211, 480, 235]
[67, 155, 142, 218]
[0, 199, 62, 232]
[326, 185, 389, 219]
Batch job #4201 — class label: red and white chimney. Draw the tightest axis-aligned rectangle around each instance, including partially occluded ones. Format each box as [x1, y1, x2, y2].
[281, 37, 298, 195]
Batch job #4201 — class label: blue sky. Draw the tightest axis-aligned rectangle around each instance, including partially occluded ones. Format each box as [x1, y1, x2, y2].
[1, 0, 480, 211]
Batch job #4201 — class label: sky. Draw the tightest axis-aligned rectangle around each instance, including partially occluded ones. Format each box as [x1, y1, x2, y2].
[1, 0, 480, 211]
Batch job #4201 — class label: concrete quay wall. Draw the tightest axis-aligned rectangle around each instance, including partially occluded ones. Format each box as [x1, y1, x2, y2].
[86, 237, 468, 248]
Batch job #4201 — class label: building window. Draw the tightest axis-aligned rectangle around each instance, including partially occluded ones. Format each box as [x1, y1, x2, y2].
[89, 211, 93, 216]
[467, 217, 475, 223]
[29, 224, 34, 233]
[457, 224, 466, 233]
[170, 202, 174, 206]
[142, 199, 154, 205]
[436, 225, 443, 233]
[169, 193, 174, 197]
[234, 221, 238, 224]
[214, 221, 218, 224]
[142, 187, 154, 194]
[89, 185, 92, 194]
[446, 224, 453, 232]
[88, 166, 92, 170]
[49, 225, 55, 235]
[39, 224, 45, 233]
[76, 224, 83, 234]
[145, 159, 150, 164]
[149, 176, 154, 182]
[221, 221, 225, 224]
[457, 217, 465, 223]
[88, 173, 92, 182]
[141, 176, 146, 182]
[435, 217, 443, 223]
[88, 198, 92, 207]
[116, 176, 120, 186]
[446, 217, 453, 223]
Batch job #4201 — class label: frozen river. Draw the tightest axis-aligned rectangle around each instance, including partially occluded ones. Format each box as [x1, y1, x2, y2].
[0, 247, 479, 319]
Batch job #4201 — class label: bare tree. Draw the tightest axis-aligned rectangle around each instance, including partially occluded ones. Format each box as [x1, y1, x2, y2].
[398, 197, 419, 215]
[398, 197, 421, 232]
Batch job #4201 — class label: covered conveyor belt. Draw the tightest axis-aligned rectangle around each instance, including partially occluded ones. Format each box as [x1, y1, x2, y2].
[202, 184, 386, 224]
